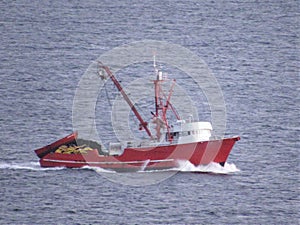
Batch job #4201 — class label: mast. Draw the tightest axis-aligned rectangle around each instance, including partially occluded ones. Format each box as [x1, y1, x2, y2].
[152, 56, 181, 142]
[98, 63, 153, 138]
[152, 60, 169, 141]
[153, 55, 160, 117]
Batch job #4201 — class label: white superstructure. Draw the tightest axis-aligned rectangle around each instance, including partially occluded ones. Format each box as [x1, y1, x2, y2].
[169, 120, 212, 144]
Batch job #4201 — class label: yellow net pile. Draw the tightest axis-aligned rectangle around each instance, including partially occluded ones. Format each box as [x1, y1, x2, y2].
[55, 145, 94, 154]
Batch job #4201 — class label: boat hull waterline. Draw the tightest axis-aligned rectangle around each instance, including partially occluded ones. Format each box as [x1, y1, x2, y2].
[35, 132, 240, 172]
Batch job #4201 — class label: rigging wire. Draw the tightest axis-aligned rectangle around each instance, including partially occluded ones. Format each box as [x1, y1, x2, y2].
[104, 82, 112, 107]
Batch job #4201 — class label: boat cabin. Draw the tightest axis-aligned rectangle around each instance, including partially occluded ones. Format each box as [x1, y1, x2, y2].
[167, 120, 212, 144]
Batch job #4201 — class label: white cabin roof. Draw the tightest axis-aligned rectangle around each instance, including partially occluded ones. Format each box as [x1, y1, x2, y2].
[172, 120, 212, 132]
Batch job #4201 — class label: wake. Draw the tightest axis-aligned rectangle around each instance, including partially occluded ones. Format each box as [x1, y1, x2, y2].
[0, 161, 116, 173]
[0, 161, 65, 171]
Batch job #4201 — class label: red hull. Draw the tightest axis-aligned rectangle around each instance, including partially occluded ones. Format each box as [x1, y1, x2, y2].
[35, 132, 240, 171]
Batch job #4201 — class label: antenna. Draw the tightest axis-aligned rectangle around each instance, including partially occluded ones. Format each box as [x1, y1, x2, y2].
[153, 51, 158, 75]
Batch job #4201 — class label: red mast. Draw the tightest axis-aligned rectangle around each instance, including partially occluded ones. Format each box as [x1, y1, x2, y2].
[99, 63, 153, 138]
[152, 56, 180, 142]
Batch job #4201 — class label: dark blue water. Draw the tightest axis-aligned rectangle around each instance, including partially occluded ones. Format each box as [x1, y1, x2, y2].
[0, 0, 299, 224]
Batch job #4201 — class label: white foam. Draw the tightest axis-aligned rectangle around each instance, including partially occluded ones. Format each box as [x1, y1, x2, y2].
[0, 162, 65, 171]
[81, 165, 117, 173]
[177, 160, 240, 174]
[0, 160, 240, 174]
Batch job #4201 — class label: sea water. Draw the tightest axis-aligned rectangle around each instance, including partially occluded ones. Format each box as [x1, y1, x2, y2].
[0, 0, 299, 224]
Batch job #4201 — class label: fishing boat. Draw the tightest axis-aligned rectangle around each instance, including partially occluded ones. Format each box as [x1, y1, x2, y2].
[34, 60, 240, 172]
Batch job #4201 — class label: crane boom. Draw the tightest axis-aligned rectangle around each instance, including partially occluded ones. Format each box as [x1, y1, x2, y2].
[98, 63, 153, 138]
